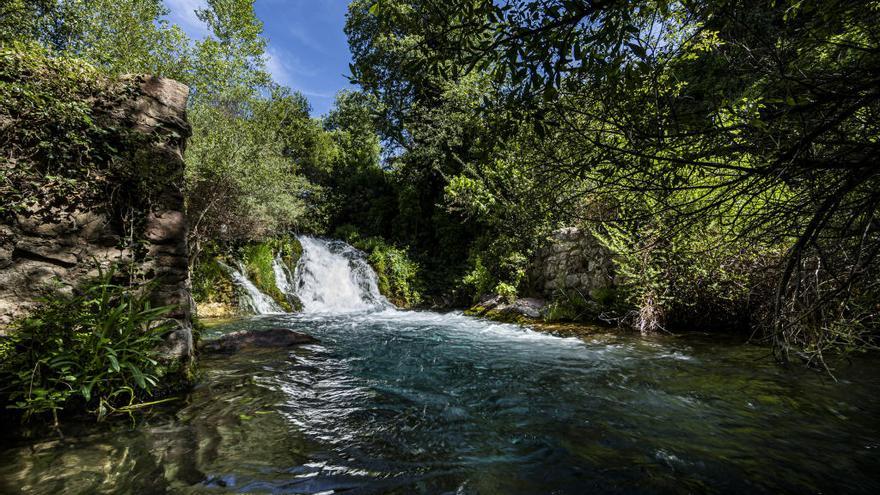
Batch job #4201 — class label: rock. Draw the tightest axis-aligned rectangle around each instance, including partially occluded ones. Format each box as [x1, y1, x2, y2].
[196, 302, 237, 319]
[200, 328, 318, 353]
[526, 225, 615, 299]
[508, 298, 546, 319]
[145, 211, 186, 245]
[466, 295, 547, 323]
[0, 74, 195, 362]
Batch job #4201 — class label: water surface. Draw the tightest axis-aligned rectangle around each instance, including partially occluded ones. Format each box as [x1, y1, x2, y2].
[2, 310, 879, 494]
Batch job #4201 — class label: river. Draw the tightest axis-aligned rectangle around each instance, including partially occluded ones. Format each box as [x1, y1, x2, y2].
[1, 237, 878, 494]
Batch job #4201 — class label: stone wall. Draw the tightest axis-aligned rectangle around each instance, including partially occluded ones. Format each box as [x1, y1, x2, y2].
[527, 227, 615, 298]
[0, 76, 193, 360]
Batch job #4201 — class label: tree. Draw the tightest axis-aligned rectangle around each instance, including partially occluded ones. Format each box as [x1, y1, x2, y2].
[1, 0, 192, 80]
[351, 0, 880, 359]
[190, 0, 270, 103]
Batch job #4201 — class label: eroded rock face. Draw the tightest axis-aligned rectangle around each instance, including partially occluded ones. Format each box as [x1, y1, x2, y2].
[0, 76, 194, 361]
[527, 227, 615, 298]
[200, 328, 318, 353]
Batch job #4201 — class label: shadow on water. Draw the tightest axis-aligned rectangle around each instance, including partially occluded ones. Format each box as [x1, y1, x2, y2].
[1, 310, 879, 494]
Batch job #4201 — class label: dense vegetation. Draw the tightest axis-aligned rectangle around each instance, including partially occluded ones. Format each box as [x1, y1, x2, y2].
[1, 0, 878, 428]
[0, 269, 179, 423]
[336, 0, 880, 364]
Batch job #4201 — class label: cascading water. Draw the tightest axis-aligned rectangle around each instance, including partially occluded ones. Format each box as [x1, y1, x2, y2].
[293, 236, 390, 313]
[272, 254, 303, 310]
[272, 255, 295, 296]
[5, 242, 880, 494]
[219, 261, 284, 315]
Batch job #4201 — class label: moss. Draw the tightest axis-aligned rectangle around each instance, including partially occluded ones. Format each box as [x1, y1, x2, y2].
[240, 242, 292, 312]
[336, 230, 423, 308]
[484, 308, 532, 324]
[365, 241, 422, 308]
[463, 305, 487, 317]
[274, 236, 303, 272]
[154, 357, 198, 393]
[191, 256, 239, 315]
[341, 233, 423, 308]
[192, 237, 304, 315]
[527, 321, 611, 339]
[465, 301, 536, 325]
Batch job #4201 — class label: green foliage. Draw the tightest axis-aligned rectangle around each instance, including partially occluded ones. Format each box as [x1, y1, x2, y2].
[2, 0, 191, 79]
[191, 237, 304, 314]
[341, 230, 423, 308]
[273, 236, 303, 273]
[191, 255, 237, 309]
[185, 88, 326, 254]
[0, 1, 54, 45]
[181, 0, 332, 254]
[163, 0, 325, 309]
[3, 0, 334, 255]
[190, 0, 271, 100]
[460, 239, 531, 303]
[461, 257, 494, 302]
[346, 0, 880, 360]
[494, 282, 517, 304]
[544, 290, 596, 324]
[0, 268, 177, 422]
[368, 243, 422, 308]
[0, 42, 139, 219]
[240, 242, 291, 312]
[593, 211, 779, 334]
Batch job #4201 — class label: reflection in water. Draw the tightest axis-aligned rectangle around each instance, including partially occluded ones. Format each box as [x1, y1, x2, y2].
[1, 311, 880, 494]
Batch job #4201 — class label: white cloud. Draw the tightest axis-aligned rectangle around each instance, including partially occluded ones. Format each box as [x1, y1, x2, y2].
[288, 25, 328, 54]
[266, 47, 292, 85]
[163, 0, 209, 38]
[266, 46, 322, 85]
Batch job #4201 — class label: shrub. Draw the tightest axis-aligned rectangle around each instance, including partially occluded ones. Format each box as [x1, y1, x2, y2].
[594, 219, 779, 334]
[461, 256, 495, 301]
[348, 235, 423, 308]
[368, 242, 423, 308]
[0, 42, 162, 223]
[0, 268, 177, 423]
[495, 282, 517, 304]
[544, 289, 598, 323]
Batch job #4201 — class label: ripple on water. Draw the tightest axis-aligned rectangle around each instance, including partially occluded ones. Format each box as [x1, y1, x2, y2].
[2, 310, 880, 494]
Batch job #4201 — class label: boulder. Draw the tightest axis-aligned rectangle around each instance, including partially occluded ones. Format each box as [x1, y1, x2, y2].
[465, 295, 547, 323]
[200, 328, 318, 353]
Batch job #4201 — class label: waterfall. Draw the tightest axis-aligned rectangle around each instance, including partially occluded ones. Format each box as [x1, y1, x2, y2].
[293, 236, 390, 313]
[272, 254, 302, 310]
[273, 255, 295, 295]
[219, 261, 284, 315]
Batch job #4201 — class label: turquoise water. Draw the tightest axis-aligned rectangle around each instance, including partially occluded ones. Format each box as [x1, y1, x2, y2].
[1, 310, 879, 494]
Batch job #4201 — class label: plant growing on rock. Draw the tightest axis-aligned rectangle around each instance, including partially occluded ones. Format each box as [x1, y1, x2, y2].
[0, 267, 177, 423]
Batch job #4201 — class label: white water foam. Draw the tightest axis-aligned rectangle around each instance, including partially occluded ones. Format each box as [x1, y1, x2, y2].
[219, 261, 284, 315]
[293, 236, 390, 313]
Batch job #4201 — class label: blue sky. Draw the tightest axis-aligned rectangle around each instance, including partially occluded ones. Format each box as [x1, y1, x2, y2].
[165, 0, 354, 116]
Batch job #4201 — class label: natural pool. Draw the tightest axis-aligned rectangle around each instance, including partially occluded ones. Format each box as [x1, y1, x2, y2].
[1, 310, 879, 494]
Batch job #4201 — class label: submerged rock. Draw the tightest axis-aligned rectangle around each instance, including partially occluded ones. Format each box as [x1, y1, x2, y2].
[200, 328, 317, 353]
